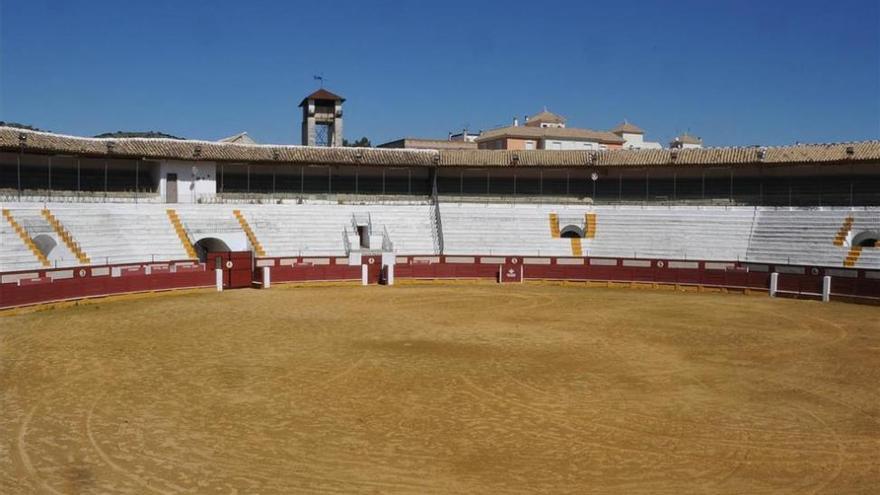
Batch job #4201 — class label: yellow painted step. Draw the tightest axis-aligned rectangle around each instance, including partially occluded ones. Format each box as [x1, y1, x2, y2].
[166, 209, 198, 259]
[549, 213, 560, 238]
[844, 246, 862, 267]
[833, 216, 854, 246]
[233, 210, 266, 257]
[585, 213, 597, 238]
[570, 237, 583, 257]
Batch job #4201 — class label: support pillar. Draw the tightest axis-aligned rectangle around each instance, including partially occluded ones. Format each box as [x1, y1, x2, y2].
[822, 275, 831, 303]
[769, 272, 778, 297]
[263, 266, 271, 289]
[216, 268, 223, 292]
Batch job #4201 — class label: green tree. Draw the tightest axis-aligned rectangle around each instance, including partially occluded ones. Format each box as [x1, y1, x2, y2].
[343, 137, 371, 147]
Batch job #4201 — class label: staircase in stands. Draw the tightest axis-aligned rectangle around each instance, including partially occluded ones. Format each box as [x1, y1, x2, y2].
[41, 208, 90, 264]
[585, 213, 597, 238]
[234, 210, 267, 257]
[2, 209, 50, 267]
[166, 209, 198, 259]
[548, 213, 560, 238]
[833, 215, 854, 246]
[844, 246, 862, 267]
[570, 237, 583, 256]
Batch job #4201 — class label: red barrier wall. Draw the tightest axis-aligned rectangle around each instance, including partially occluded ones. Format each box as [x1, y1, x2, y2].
[0, 261, 214, 309]
[3, 255, 879, 309]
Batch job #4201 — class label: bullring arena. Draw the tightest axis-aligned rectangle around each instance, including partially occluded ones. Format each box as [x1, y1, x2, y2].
[1, 127, 880, 493]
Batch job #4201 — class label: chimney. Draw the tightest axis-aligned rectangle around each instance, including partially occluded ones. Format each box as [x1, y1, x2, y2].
[513, 116, 519, 127]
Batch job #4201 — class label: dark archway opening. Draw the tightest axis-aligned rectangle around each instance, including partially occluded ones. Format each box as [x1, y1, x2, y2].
[193, 237, 231, 262]
[560, 225, 585, 239]
[857, 237, 879, 248]
[852, 231, 880, 248]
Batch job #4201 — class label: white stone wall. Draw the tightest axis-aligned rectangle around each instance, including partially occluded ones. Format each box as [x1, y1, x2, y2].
[158, 161, 217, 203]
[542, 140, 601, 150]
[621, 132, 662, 150]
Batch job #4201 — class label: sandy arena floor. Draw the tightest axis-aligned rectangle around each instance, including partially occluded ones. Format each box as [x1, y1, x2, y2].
[1, 283, 879, 494]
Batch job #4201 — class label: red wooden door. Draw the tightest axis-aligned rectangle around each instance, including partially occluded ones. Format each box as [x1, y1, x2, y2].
[208, 251, 253, 289]
[363, 256, 381, 284]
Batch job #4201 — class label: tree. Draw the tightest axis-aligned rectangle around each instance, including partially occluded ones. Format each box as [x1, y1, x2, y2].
[343, 137, 371, 147]
[0, 121, 45, 132]
[94, 131, 185, 140]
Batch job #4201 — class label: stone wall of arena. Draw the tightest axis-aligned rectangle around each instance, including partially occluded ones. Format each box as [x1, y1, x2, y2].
[3, 255, 879, 310]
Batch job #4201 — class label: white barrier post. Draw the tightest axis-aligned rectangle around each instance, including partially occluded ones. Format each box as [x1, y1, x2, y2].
[263, 266, 271, 289]
[769, 272, 778, 297]
[361, 264, 368, 286]
[385, 264, 394, 286]
[215, 268, 223, 292]
[822, 275, 831, 303]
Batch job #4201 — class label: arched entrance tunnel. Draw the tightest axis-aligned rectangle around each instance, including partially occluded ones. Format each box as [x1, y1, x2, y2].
[852, 231, 880, 248]
[193, 237, 231, 263]
[560, 225, 585, 238]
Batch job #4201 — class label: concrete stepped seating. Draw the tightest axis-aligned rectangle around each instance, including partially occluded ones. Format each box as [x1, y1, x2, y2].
[48, 204, 189, 265]
[237, 203, 436, 257]
[3, 207, 78, 269]
[746, 209, 880, 268]
[441, 204, 756, 260]
[587, 207, 755, 261]
[1, 209, 53, 271]
[440, 203, 584, 256]
[2, 202, 878, 272]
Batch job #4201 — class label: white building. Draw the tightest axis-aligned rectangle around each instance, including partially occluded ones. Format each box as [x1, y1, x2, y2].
[670, 133, 704, 149]
[611, 121, 662, 150]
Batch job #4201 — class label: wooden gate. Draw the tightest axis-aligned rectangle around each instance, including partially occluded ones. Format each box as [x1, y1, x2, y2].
[363, 256, 382, 284]
[208, 251, 253, 289]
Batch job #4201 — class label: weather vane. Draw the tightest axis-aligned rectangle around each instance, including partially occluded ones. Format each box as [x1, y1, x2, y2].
[313, 74, 326, 88]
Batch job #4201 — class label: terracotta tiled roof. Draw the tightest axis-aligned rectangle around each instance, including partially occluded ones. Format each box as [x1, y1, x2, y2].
[525, 110, 566, 126]
[2, 127, 878, 168]
[476, 125, 625, 144]
[1, 127, 434, 166]
[673, 133, 703, 145]
[298, 88, 345, 107]
[612, 121, 645, 135]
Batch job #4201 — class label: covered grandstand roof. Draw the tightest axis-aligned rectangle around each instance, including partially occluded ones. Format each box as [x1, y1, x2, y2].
[2, 127, 878, 168]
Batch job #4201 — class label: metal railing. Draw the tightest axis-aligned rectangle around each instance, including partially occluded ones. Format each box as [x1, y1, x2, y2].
[382, 225, 394, 252]
[342, 228, 352, 255]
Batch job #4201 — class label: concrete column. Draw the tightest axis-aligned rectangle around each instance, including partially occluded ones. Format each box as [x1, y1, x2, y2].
[263, 267, 271, 289]
[822, 275, 831, 303]
[384, 264, 394, 285]
[215, 268, 223, 292]
[769, 272, 778, 297]
[361, 264, 368, 286]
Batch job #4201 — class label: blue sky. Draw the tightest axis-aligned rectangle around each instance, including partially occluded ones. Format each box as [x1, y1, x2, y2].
[2, 0, 878, 147]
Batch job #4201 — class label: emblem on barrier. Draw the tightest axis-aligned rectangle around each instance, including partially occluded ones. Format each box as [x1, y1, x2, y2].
[811, 267, 819, 276]
[657, 260, 665, 268]
[368, 258, 375, 264]
[78, 269, 87, 277]
[511, 258, 519, 264]
[506, 268, 517, 278]
[225, 260, 233, 269]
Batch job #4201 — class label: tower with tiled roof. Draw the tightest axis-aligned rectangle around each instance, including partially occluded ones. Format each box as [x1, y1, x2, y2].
[300, 88, 345, 147]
